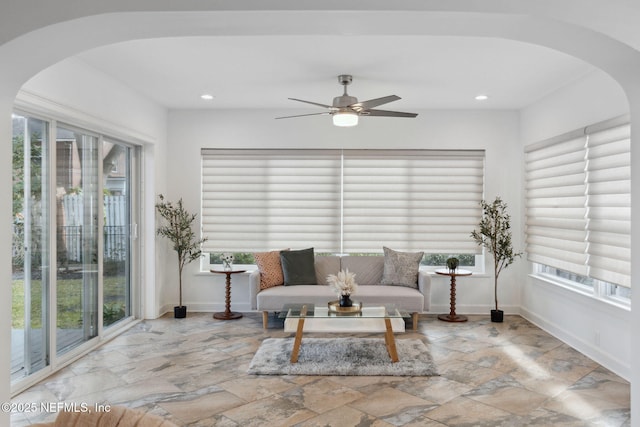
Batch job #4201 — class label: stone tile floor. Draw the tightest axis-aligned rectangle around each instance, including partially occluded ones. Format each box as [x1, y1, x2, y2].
[11, 313, 630, 426]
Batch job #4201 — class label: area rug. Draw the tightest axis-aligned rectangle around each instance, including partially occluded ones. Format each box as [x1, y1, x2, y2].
[247, 338, 438, 376]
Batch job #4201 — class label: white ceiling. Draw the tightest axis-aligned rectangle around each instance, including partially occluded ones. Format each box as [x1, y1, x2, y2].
[76, 34, 595, 111]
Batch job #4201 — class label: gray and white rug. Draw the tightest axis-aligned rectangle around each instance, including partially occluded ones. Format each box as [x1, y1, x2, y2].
[247, 337, 438, 376]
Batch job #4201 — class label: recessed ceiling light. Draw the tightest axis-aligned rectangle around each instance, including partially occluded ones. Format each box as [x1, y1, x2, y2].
[200, 94, 214, 100]
[475, 94, 489, 101]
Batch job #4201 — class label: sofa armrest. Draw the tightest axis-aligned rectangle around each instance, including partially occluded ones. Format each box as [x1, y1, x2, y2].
[417, 270, 431, 312]
[249, 270, 261, 310]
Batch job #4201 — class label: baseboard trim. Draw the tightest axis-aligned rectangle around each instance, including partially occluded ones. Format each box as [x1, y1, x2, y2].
[159, 302, 252, 316]
[520, 307, 630, 381]
[428, 304, 520, 316]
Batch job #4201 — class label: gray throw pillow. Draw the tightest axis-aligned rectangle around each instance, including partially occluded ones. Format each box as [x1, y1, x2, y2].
[380, 246, 424, 288]
[280, 248, 317, 286]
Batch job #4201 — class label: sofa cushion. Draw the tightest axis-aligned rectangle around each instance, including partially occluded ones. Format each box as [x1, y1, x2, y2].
[355, 285, 425, 313]
[281, 247, 316, 286]
[340, 256, 384, 285]
[254, 249, 288, 290]
[314, 255, 341, 285]
[381, 246, 424, 288]
[257, 285, 337, 311]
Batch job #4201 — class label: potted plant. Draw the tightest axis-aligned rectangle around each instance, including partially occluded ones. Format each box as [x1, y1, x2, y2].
[155, 194, 207, 318]
[326, 269, 358, 307]
[446, 256, 459, 274]
[471, 197, 522, 322]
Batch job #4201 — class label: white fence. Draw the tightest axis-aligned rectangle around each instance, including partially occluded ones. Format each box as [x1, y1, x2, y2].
[13, 195, 128, 267]
[61, 194, 128, 262]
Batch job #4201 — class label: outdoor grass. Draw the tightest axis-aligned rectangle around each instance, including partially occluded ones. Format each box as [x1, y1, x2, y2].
[12, 276, 126, 329]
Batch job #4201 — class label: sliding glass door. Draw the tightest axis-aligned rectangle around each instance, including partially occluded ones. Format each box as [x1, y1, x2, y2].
[12, 113, 139, 388]
[11, 114, 50, 380]
[55, 126, 100, 354]
[102, 139, 133, 327]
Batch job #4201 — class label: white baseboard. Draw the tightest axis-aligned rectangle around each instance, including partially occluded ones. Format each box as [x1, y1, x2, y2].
[428, 304, 520, 316]
[520, 307, 630, 381]
[159, 302, 253, 316]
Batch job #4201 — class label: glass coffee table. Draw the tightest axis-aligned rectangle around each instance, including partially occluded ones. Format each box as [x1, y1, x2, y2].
[279, 303, 410, 363]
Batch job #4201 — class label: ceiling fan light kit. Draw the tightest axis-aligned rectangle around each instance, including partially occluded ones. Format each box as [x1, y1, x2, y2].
[276, 74, 418, 127]
[332, 110, 358, 127]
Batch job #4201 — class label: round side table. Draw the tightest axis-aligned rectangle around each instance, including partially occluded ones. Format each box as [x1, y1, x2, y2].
[210, 269, 246, 320]
[435, 268, 472, 322]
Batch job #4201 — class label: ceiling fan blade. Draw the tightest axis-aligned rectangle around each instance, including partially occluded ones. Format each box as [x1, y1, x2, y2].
[288, 98, 333, 109]
[275, 112, 330, 120]
[364, 109, 418, 118]
[351, 95, 401, 111]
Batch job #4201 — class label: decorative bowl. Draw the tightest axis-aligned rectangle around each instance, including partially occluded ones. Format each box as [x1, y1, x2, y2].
[328, 300, 363, 315]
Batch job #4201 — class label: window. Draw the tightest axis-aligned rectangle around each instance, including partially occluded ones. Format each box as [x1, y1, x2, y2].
[525, 115, 630, 303]
[201, 149, 484, 268]
[342, 150, 484, 254]
[201, 149, 342, 253]
[534, 263, 631, 305]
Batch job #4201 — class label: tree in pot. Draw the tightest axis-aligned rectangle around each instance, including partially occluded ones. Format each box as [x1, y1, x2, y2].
[155, 194, 207, 318]
[471, 197, 522, 322]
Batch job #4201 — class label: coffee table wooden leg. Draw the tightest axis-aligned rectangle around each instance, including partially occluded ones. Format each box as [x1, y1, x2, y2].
[291, 305, 307, 363]
[384, 318, 399, 363]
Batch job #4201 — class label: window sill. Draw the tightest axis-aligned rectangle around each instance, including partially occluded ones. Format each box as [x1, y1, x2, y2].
[529, 273, 630, 312]
[197, 268, 488, 278]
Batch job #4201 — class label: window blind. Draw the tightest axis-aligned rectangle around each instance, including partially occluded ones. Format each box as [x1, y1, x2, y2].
[586, 124, 631, 287]
[201, 149, 342, 253]
[201, 148, 485, 256]
[525, 136, 589, 276]
[525, 117, 631, 288]
[342, 150, 484, 253]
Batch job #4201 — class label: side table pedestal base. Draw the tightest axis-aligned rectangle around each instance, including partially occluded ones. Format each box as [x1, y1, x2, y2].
[437, 313, 468, 322]
[213, 312, 243, 320]
[210, 269, 246, 322]
[435, 269, 472, 324]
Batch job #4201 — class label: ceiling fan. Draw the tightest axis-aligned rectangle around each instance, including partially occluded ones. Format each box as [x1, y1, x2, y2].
[276, 75, 418, 127]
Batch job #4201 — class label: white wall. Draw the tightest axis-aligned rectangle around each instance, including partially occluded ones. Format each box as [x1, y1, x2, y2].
[16, 58, 169, 320]
[519, 69, 631, 379]
[166, 108, 523, 317]
[520, 69, 629, 144]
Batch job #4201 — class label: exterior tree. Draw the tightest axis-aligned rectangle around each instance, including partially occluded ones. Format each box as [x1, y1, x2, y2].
[155, 195, 207, 309]
[13, 132, 45, 270]
[471, 197, 522, 312]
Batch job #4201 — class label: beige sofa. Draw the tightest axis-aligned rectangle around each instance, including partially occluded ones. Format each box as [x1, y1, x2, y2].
[249, 255, 431, 330]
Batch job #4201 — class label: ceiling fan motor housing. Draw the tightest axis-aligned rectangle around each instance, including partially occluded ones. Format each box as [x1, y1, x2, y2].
[333, 95, 358, 108]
